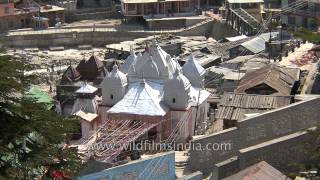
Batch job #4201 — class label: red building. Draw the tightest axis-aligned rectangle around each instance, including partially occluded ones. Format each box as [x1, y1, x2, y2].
[0, 0, 14, 17]
[0, 0, 65, 32]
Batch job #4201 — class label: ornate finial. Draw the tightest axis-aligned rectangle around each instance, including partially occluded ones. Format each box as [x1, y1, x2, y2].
[152, 39, 157, 47]
[130, 46, 134, 55]
[141, 72, 146, 85]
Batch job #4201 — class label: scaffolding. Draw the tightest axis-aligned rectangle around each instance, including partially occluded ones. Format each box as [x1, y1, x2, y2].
[78, 118, 165, 162]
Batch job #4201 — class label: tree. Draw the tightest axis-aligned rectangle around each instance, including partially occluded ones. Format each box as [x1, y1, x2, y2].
[293, 28, 320, 43]
[0, 52, 82, 179]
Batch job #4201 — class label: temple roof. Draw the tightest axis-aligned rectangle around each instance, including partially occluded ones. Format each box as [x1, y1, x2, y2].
[76, 84, 98, 94]
[172, 68, 191, 90]
[182, 54, 206, 87]
[107, 81, 168, 116]
[183, 55, 206, 77]
[61, 65, 81, 84]
[120, 49, 137, 74]
[107, 64, 128, 86]
[76, 55, 105, 81]
[128, 40, 180, 80]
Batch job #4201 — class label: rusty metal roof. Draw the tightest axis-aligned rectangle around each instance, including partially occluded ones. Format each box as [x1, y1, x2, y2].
[223, 161, 291, 180]
[236, 64, 300, 96]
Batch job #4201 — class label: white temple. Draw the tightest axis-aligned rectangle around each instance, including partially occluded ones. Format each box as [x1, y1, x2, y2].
[72, 40, 211, 161]
[97, 40, 210, 142]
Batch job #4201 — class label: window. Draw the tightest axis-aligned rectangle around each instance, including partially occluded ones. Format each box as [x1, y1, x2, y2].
[4, 7, 10, 14]
[110, 94, 114, 100]
[172, 98, 176, 103]
[288, 16, 296, 26]
[128, 4, 135, 11]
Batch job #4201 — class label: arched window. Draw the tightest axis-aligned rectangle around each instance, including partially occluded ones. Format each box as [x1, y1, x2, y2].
[172, 98, 176, 103]
[110, 94, 114, 100]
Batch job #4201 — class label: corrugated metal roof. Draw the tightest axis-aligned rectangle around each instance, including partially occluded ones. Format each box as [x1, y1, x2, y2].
[225, 35, 248, 42]
[26, 85, 53, 105]
[240, 32, 277, 54]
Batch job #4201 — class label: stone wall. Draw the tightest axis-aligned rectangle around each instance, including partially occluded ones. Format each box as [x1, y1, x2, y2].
[210, 21, 239, 40]
[211, 130, 311, 180]
[178, 171, 203, 180]
[2, 30, 153, 48]
[2, 18, 216, 48]
[178, 20, 213, 37]
[189, 97, 320, 176]
[239, 130, 310, 172]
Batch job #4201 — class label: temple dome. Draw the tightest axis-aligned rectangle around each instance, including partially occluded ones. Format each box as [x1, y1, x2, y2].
[120, 48, 137, 74]
[173, 68, 191, 90]
[164, 68, 191, 110]
[182, 54, 206, 87]
[128, 40, 181, 80]
[101, 65, 128, 106]
[109, 64, 128, 86]
[137, 56, 160, 79]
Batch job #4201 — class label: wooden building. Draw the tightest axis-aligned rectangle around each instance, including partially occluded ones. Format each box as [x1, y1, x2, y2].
[215, 93, 293, 128]
[236, 64, 300, 96]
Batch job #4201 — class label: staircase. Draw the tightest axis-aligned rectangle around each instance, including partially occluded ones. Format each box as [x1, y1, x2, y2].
[228, 8, 266, 35]
[175, 151, 191, 178]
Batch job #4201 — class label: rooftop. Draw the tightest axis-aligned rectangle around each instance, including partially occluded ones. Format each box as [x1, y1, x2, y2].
[76, 84, 98, 94]
[236, 64, 300, 95]
[107, 81, 168, 117]
[223, 161, 289, 180]
[216, 93, 292, 121]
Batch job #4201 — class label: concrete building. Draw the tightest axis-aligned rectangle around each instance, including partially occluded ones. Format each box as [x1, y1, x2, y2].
[121, 0, 200, 18]
[0, 0, 14, 17]
[0, 0, 33, 31]
[281, 0, 320, 30]
[0, 0, 65, 31]
[225, 0, 264, 34]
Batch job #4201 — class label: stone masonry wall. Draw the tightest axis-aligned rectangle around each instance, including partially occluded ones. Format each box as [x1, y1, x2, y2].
[189, 97, 320, 176]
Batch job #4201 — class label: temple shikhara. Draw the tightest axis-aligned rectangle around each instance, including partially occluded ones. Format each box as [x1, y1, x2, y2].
[67, 40, 210, 162]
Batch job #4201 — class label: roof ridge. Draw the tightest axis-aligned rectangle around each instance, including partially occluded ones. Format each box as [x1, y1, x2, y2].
[142, 82, 163, 111]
